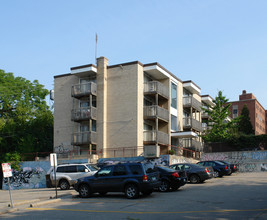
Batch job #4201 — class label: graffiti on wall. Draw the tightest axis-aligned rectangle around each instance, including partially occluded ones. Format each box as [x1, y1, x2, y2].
[201, 151, 267, 172]
[3, 167, 46, 190]
[55, 143, 71, 154]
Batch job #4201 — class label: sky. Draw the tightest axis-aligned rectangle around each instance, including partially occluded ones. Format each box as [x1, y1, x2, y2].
[1, 0, 267, 108]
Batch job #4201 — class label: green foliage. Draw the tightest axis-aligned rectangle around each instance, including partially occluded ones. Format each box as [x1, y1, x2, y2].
[0, 152, 21, 171]
[237, 105, 254, 135]
[227, 134, 267, 150]
[202, 91, 240, 142]
[0, 69, 53, 156]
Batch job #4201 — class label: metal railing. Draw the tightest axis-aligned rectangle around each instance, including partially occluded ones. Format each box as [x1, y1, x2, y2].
[183, 117, 203, 131]
[183, 96, 202, 111]
[71, 82, 97, 97]
[143, 130, 169, 145]
[182, 138, 203, 151]
[71, 107, 97, 121]
[72, 131, 97, 145]
[143, 105, 169, 122]
[144, 81, 169, 99]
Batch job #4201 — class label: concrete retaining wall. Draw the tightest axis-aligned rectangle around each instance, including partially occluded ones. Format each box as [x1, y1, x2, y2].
[201, 151, 267, 172]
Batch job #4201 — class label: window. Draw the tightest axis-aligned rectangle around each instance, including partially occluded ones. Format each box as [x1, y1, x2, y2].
[129, 165, 143, 175]
[144, 123, 153, 131]
[171, 115, 178, 131]
[171, 82, 177, 109]
[65, 166, 77, 173]
[98, 166, 113, 176]
[77, 165, 86, 172]
[113, 165, 127, 176]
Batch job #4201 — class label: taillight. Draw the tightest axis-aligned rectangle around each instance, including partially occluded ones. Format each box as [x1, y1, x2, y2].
[143, 175, 148, 182]
[205, 168, 209, 173]
[234, 165, 236, 169]
[225, 166, 228, 170]
[172, 172, 179, 178]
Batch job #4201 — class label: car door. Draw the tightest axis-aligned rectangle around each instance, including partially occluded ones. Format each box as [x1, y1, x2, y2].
[90, 166, 113, 191]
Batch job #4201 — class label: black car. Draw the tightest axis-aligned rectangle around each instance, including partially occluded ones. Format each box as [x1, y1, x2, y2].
[197, 161, 231, 177]
[170, 163, 214, 184]
[74, 162, 160, 199]
[156, 165, 187, 192]
[217, 161, 238, 175]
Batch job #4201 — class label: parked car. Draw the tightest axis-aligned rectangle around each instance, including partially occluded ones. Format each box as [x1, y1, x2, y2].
[197, 161, 231, 177]
[169, 163, 214, 184]
[155, 165, 187, 192]
[217, 161, 238, 174]
[74, 162, 160, 199]
[50, 163, 99, 190]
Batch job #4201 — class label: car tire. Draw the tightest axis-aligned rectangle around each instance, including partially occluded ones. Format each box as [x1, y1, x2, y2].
[159, 180, 170, 192]
[214, 171, 219, 178]
[125, 184, 139, 199]
[79, 184, 91, 198]
[189, 174, 200, 184]
[59, 179, 70, 190]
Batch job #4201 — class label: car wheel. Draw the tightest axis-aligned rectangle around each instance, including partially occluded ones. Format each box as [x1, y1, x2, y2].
[189, 174, 200, 184]
[159, 180, 170, 192]
[125, 184, 139, 199]
[214, 171, 219, 178]
[142, 190, 153, 196]
[59, 179, 70, 190]
[79, 184, 91, 198]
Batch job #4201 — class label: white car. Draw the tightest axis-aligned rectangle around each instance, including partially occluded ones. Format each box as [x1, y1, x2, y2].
[50, 163, 99, 190]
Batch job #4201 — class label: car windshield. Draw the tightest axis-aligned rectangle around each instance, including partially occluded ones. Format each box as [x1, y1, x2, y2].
[86, 164, 99, 171]
[215, 161, 225, 165]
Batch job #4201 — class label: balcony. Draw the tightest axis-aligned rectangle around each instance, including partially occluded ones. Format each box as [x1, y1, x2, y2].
[71, 107, 97, 122]
[182, 138, 203, 151]
[144, 105, 169, 123]
[183, 96, 202, 112]
[144, 81, 169, 100]
[72, 131, 97, 145]
[71, 82, 97, 98]
[201, 111, 210, 119]
[183, 117, 203, 132]
[143, 131, 169, 146]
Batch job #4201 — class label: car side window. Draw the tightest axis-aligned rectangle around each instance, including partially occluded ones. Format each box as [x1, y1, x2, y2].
[184, 165, 190, 170]
[65, 165, 77, 173]
[113, 165, 127, 176]
[170, 165, 177, 170]
[98, 166, 113, 176]
[77, 165, 86, 172]
[57, 166, 65, 172]
[198, 162, 204, 166]
[129, 165, 143, 175]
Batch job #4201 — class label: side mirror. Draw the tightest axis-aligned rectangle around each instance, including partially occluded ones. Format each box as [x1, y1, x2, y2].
[85, 169, 89, 173]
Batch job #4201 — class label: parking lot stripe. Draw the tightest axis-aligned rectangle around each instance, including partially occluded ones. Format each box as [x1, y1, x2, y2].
[27, 207, 267, 214]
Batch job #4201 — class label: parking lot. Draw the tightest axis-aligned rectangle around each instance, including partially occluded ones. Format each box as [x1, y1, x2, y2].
[1, 172, 267, 220]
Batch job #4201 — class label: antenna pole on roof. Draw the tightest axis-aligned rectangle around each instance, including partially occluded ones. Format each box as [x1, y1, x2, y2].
[95, 33, 98, 65]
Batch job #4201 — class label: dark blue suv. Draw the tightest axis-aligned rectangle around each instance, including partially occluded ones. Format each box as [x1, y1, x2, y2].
[74, 162, 160, 199]
[197, 161, 231, 177]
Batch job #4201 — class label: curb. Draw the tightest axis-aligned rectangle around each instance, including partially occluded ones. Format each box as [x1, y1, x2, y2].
[0, 208, 19, 215]
[30, 198, 62, 207]
[8, 199, 40, 207]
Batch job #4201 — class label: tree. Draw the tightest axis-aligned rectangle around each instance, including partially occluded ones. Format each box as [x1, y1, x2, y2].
[238, 105, 254, 135]
[202, 91, 239, 142]
[0, 69, 53, 156]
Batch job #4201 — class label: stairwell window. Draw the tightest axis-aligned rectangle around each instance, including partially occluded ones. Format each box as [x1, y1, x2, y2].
[171, 82, 177, 109]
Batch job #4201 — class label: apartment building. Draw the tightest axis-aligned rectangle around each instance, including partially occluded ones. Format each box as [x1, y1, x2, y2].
[53, 56, 204, 159]
[228, 90, 266, 135]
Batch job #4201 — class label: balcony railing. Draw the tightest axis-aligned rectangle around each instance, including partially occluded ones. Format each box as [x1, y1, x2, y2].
[144, 81, 169, 99]
[71, 107, 97, 121]
[72, 131, 97, 145]
[183, 117, 203, 132]
[144, 105, 169, 122]
[71, 82, 97, 98]
[182, 138, 203, 151]
[183, 96, 202, 111]
[143, 131, 169, 145]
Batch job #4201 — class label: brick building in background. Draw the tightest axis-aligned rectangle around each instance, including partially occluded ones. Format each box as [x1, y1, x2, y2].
[228, 90, 267, 135]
